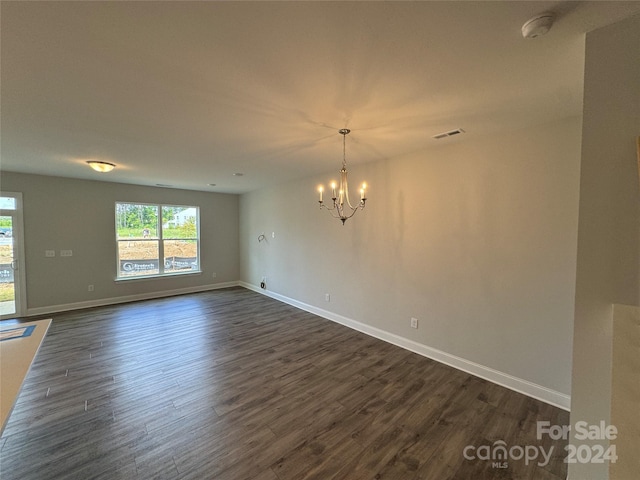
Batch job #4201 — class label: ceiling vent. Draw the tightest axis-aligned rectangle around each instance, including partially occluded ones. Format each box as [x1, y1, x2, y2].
[432, 128, 465, 140]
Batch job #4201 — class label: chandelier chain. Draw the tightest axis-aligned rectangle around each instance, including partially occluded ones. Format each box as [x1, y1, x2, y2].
[342, 129, 347, 169]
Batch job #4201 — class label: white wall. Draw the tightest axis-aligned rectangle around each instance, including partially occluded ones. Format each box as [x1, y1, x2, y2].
[240, 117, 582, 406]
[569, 13, 640, 480]
[0, 172, 240, 313]
[610, 304, 640, 480]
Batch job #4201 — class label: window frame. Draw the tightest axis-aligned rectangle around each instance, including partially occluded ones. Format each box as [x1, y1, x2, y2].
[115, 202, 201, 281]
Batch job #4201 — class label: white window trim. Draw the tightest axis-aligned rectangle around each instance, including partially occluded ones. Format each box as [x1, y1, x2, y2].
[115, 202, 201, 281]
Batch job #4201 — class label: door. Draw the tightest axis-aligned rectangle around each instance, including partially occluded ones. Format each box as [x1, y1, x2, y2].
[0, 193, 25, 319]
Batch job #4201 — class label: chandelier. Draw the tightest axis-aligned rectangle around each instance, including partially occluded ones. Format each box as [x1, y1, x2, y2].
[317, 129, 367, 225]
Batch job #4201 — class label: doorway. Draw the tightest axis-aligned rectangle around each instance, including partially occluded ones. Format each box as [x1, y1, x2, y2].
[0, 193, 25, 318]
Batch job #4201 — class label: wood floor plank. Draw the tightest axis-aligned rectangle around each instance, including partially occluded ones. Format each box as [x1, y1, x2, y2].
[0, 287, 569, 479]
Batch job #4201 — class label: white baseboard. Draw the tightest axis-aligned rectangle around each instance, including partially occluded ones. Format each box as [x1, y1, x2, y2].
[25, 281, 240, 317]
[240, 281, 571, 411]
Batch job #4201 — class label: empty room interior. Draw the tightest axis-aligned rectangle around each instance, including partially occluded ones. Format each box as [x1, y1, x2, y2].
[0, 2, 638, 480]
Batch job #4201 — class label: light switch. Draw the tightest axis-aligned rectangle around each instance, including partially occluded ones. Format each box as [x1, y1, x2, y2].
[60, 250, 73, 257]
[45, 250, 55, 257]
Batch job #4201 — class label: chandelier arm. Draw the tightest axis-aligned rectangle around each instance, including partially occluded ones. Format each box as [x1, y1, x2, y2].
[335, 202, 361, 217]
[320, 204, 343, 220]
[343, 184, 358, 210]
[338, 166, 358, 210]
[344, 204, 363, 219]
[320, 201, 363, 223]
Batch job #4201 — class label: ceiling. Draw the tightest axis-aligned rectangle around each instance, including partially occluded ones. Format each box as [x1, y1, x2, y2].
[2, 1, 640, 194]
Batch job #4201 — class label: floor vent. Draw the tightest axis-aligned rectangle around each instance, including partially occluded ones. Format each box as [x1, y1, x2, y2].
[433, 128, 465, 139]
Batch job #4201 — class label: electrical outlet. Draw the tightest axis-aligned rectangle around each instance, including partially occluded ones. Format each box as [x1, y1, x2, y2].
[325, 293, 331, 302]
[88, 285, 94, 292]
[212, 272, 217, 279]
[410, 317, 418, 329]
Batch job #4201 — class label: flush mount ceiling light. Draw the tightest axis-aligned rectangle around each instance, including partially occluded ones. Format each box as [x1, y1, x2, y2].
[317, 129, 367, 225]
[521, 13, 554, 38]
[86, 161, 116, 173]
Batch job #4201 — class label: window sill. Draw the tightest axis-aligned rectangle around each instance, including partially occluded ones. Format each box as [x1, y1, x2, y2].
[115, 270, 202, 282]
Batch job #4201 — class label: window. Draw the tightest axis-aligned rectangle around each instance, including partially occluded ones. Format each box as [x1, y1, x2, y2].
[115, 203, 200, 279]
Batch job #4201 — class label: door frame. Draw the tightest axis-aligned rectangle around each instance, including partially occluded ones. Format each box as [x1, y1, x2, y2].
[0, 192, 27, 319]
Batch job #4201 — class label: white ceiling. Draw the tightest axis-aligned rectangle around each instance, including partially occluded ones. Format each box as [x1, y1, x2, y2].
[2, 1, 640, 193]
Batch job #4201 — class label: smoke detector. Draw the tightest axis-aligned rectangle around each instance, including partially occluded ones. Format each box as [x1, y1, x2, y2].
[521, 13, 554, 38]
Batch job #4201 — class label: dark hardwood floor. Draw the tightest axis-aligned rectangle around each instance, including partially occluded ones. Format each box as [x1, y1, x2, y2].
[0, 287, 569, 479]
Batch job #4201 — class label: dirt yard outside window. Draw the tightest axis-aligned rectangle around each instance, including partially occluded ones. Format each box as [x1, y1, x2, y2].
[117, 240, 197, 260]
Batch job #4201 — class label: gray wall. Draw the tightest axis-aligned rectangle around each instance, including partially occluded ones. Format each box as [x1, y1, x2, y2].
[0, 172, 239, 312]
[569, 13, 640, 480]
[240, 117, 582, 401]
